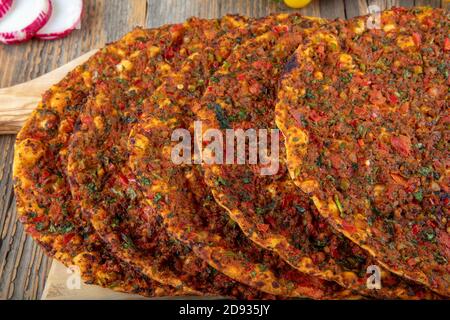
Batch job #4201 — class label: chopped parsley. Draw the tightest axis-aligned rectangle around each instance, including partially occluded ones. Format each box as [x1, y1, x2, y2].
[140, 176, 151, 186]
[334, 195, 344, 216]
[414, 190, 423, 202]
[153, 193, 163, 204]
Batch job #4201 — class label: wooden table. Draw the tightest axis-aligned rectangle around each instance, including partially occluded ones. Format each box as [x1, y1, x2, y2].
[0, 0, 446, 300]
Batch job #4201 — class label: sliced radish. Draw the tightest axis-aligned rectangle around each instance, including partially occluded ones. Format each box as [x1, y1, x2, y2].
[0, 0, 13, 19]
[0, 0, 52, 44]
[36, 0, 83, 40]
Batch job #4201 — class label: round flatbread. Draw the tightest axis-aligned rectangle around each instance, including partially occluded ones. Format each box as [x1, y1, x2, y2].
[13, 27, 183, 297]
[276, 7, 449, 296]
[128, 13, 357, 299]
[195, 10, 441, 298]
[67, 16, 278, 298]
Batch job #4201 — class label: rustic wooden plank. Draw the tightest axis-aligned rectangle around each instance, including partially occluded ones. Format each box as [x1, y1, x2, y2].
[319, 0, 346, 19]
[343, 1, 361, 18]
[415, 0, 441, 7]
[0, 0, 148, 300]
[399, 0, 416, 7]
[146, 0, 325, 27]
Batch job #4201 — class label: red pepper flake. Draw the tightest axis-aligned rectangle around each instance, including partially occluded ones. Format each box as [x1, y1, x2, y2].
[390, 135, 412, 157]
[249, 82, 261, 95]
[377, 141, 390, 155]
[32, 216, 46, 223]
[441, 115, 450, 124]
[331, 247, 340, 259]
[63, 233, 75, 245]
[85, 146, 96, 154]
[316, 44, 325, 56]
[407, 257, 418, 267]
[252, 60, 272, 70]
[422, 17, 435, 28]
[354, 76, 371, 87]
[411, 224, 420, 236]
[341, 220, 357, 234]
[118, 102, 126, 110]
[399, 102, 410, 113]
[353, 106, 368, 117]
[438, 232, 450, 251]
[272, 25, 289, 34]
[390, 173, 410, 188]
[257, 224, 270, 233]
[265, 216, 277, 228]
[412, 32, 421, 47]
[118, 172, 129, 186]
[80, 115, 93, 126]
[280, 193, 296, 209]
[330, 154, 344, 170]
[348, 119, 358, 128]
[164, 47, 175, 60]
[170, 24, 183, 34]
[27, 225, 39, 237]
[388, 94, 399, 105]
[357, 139, 365, 147]
[106, 56, 120, 66]
[38, 171, 53, 186]
[309, 110, 326, 122]
[62, 119, 75, 133]
[318, 222, 327, 230]
[136, 41, 147, 50]
[41, 170, 51, 180]
[427, 220, 437, 229]
[444, 37, 450, 51]
[369, 90, 386, 105]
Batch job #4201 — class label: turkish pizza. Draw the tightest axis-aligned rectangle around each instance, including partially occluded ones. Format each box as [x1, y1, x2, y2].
[276, 7, 449, 296]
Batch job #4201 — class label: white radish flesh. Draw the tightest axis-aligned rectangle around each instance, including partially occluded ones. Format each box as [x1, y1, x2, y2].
[0, 0, 13, 19]
[36, 0, 83, 40]
[0, 0, 52, 44]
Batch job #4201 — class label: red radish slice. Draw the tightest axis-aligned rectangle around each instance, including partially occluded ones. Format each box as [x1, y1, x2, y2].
[0, 0, 52, 44]
[0, 0, 13, 19]
[36, 0, 83, 40]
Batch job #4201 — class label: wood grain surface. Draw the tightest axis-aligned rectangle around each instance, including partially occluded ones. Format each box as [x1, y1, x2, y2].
[0, 0, 444, 300]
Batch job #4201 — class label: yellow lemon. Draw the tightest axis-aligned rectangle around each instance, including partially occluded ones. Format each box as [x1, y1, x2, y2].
[283, 0, 312, 9]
